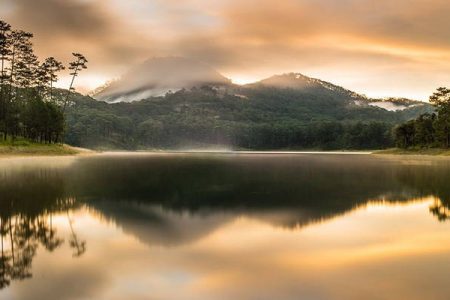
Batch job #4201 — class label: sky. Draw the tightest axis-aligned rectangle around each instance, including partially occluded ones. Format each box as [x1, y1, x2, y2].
[1, 0, 450, 101]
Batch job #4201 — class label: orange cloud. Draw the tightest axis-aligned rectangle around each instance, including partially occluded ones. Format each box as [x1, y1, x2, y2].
[1, 0, 449, 99]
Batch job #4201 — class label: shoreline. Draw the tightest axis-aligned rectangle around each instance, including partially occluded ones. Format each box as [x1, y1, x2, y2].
[0, 144, 96, 158]
[0, 148, 375, 159]
[3, 146, 450, 158]
[374, 148, 450, 156]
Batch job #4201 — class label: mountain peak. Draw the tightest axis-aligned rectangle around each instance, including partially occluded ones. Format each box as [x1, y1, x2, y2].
[255, 73, 315, 88]
[94, 57, 231, 103]
[250, 73, 365, 100]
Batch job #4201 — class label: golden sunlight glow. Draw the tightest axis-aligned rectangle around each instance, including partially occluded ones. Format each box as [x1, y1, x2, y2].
[10, 196, 450, 300]
[55, 75, 110, 94]
[230, 76, 260, 85]
[2, 0, 449, 98]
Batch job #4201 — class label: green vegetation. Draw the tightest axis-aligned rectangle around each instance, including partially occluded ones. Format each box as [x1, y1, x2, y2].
[0, 20, 87, 146]
[374, 148, 450, 156]
[394, 87, 450, 151]
[66, 84, 431, 150]
[0, 137, 81, 156]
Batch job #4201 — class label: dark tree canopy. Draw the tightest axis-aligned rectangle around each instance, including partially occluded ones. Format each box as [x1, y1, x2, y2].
[0, 19, 86, 144]
[394, 87, 449, 149]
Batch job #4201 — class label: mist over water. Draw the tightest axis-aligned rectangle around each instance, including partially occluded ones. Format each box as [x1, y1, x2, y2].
[1, 153, 450, 299]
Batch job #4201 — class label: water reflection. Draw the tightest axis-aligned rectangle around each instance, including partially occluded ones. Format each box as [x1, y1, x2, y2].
[1, 154, 450, 299]
[0, 200, 86, 289]
[3, 154, 450, 226]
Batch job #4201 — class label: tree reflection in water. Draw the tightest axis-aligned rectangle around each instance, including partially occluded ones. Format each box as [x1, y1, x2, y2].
[429, 198, 450, 222]
[0, 197, 85, 289]
[67, 211, 86, 257]
[2, 154, 450, 289]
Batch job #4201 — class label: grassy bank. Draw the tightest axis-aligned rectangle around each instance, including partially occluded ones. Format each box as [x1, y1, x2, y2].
[0, 138, 89, 156]
[374, 148, 450, 156]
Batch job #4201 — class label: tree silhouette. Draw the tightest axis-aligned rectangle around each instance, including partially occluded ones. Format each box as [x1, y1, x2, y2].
[7, 31, 33, 96]
[63, 53, 87, 113]
[0, 21, 11, 85]
[0, 212, 76, 289]
[0, 21, 11, 140]
[41, 57, 65, 103]
[430, 87, 450, 148]
[67, 212, 86, 257]
[0, 19, 88, 144]
[394, 87, 450, 149]
[429, 197, 450, 222]
[36, 214, 63, 252]
[15, 38, 38, 90]
[0, 218, 11, 289]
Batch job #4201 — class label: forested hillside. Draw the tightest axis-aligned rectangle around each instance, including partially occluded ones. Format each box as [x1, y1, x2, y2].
[66, 78, 432, 150]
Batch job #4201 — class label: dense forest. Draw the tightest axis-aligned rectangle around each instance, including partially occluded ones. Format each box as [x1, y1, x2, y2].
[65, 85, 432, 150]
[0, 20, 87, 143]
[395, 87, 450, 149]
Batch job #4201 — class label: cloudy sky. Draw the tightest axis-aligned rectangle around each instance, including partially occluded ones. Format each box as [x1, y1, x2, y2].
[1, 0, 450, 100]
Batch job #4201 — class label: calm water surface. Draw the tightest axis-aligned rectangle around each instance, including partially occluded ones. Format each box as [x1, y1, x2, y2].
[1, 153, 450, 300]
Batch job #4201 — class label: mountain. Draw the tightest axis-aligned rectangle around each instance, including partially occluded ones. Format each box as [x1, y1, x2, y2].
[248, 73, 427, 111]
[94, 57, 231, 103]
[251, 73, 363, 99]
[65, 71, 433, 150]
[94, 61, 428, 114]
[65, 59, 435, 150]
[93, 57, 427, 112]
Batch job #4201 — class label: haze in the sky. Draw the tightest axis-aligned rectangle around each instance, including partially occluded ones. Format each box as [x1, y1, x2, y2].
[2, 0, 449, 100]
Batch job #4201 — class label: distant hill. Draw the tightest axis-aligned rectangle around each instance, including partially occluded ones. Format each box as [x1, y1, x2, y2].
[248, 73, 428, 112]
[64, 58, 435, 150]
[93, 59, 428, 113]
[64, 76, 432, 150]
[94, 57, 231, 103]
[252, 73, 363, 99]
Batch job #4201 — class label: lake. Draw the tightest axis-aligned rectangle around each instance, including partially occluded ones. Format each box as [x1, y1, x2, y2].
[1, 153, 450, 300]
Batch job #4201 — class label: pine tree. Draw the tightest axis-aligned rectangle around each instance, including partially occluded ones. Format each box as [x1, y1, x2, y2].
[0, 21, 11, 139]
[430, 88, 450, 148]
[15, 43, 38, 89]
[40, 57, 65, 102]
[63, 53, 87, 113]
[0, 21, 11, 88]
[414, 113, 435, 147]
[35, 61, 51, 98]
[0, 19, 84, 143]
[6, 31, 35, 138]
[7, 31, 33, 101]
